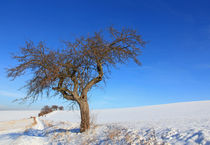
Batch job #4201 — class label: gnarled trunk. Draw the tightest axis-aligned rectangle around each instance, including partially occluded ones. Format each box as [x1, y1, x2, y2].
[78, 100, 90, 132]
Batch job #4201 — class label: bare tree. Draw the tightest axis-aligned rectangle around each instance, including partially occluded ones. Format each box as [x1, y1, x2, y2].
[7, 27, 145, 132]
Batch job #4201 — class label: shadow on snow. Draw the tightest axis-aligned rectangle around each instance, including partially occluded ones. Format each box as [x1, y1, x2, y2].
[0, 127, 80, 139]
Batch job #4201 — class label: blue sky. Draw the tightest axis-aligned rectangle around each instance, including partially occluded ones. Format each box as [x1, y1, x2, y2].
[0, 0, 210, 110]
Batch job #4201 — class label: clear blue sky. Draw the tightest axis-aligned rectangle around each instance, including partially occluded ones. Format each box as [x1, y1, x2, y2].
[0, 0, 210, 110]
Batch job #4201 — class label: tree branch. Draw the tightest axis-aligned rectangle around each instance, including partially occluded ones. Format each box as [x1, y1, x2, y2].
[52, 87, 75, 101]
[82, 62, 103, 98]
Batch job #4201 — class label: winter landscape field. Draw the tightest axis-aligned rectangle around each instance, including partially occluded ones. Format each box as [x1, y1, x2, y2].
[1, 0, 210, 145]
[0, 100, 210, 145]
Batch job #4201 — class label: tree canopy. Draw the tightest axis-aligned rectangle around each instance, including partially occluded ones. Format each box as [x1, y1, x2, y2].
[7, 27, 145, 132]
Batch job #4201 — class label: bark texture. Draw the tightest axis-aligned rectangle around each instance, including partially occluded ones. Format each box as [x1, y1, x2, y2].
[78, 100, 90, 132]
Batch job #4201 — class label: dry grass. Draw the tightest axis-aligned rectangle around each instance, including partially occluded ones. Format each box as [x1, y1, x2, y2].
[43, 120, 53, 127]
[23, 117, 37, 132]
[108, 128, 122, 140]
[125, 133, 133, 144]
[50, 130, 72, 144]
[30, 118, 167, 145]
[106, 126, 167, 145]
[0, 118, 35, 131]
[89, 112, 98, 129]
[31, 117, 37, 126]
[81, 136, 99, 145]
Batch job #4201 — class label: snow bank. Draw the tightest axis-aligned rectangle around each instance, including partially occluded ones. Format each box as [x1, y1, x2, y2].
[32, 117, 44, 130]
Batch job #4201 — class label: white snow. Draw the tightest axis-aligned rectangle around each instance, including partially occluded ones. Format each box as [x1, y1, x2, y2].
[45, 100, 210, 123]
[0, 100, 210, 144]
[32, 117, 44, 130]
[0, 118, 34, 134]
[0, 110, 38, 122]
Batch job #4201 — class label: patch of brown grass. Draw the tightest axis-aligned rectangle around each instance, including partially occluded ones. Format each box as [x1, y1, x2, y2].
[43, 120, 53, 127]
[50, 131, 71, 144]
[108, 128, 121, 140]
[89, 112, 99, 131]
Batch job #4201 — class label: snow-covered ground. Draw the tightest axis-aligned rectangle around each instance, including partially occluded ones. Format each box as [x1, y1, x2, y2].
[0, 100, 210, 144]
[0, 110, 39, 122]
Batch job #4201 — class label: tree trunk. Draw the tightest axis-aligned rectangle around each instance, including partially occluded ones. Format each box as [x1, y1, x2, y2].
[78, 100, 90, 133]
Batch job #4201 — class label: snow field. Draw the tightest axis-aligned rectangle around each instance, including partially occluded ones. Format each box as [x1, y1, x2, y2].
[0, 100, 210, 144]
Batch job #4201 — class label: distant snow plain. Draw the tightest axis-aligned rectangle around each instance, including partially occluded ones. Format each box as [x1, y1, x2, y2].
[0, 100, 210, 144]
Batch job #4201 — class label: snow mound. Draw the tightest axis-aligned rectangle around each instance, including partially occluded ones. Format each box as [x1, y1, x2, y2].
[32, 117, 44, 130]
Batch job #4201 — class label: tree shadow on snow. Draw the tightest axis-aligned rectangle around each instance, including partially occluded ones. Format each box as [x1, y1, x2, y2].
[45, 128, 80, 135]
[0, 127, 80, 139]
[185, 130, 205, 144]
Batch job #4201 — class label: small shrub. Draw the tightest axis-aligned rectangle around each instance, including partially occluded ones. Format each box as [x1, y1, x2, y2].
[58, 106, 64, 110]
[51, 105, 58, 111]
[38, 105, 53, 117]
[38, 105, 64, 117]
